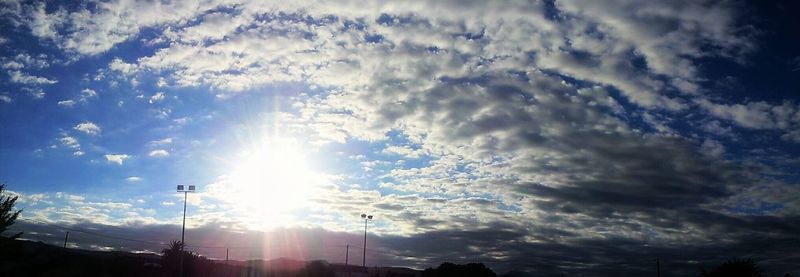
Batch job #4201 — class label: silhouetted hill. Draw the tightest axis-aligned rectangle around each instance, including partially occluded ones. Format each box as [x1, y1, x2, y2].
[422, 262, 496, 277]
[0, 237, 425, 276]
[0, 237, 164, 276]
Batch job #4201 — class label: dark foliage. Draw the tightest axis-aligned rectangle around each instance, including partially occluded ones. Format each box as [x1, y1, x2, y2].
[159, 239, 232, 277]
[422, 262, 497, 277]
[0, 237, 163, 277]
[701, 258, 765, 277]
[2, 237, 411, 277]
[0, 183, 23, 239]
[295, 260, 335, 277]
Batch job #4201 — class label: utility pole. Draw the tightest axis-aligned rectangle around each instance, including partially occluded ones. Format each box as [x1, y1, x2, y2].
[657, 257, 661, 277]
[63, 231, 69, 248]
[345, 244, 349, 265]
[226, 248, 229, 262]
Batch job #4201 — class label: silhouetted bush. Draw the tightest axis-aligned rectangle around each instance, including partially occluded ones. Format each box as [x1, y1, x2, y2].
[422, 262, 496, 277]
[295, 260, 335, 277]
[701, 258, 764, 277]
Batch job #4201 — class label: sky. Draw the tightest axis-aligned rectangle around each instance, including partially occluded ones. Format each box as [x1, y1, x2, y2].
[1, 0, 799, 275]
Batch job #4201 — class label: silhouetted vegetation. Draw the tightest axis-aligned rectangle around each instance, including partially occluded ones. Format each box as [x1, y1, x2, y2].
[0, 237, 163, 276]
[701, 258, 764, 277]
[295, 260, 335, 277]
[0, 183, 23, 239]
[422, 262, 496, 277]
[158, 239, 241, 276]
[1, 237, 427, 276]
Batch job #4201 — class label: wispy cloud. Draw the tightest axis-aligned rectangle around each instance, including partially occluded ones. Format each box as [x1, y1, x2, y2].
[57, 99, 76, 107]
[148, 149, 169, 157]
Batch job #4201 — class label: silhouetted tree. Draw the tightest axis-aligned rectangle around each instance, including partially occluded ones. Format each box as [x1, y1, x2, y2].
[161, 240, 196, 276]
[161, 240, 186, 260]
[701, 258, 764, 277]
[423, 262, 496, 277]
[159, 240, 221, 276]
[0, 183, 23, 239]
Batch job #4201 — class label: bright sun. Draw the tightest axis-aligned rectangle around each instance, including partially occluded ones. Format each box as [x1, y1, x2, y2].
[224, 137, 321, 220]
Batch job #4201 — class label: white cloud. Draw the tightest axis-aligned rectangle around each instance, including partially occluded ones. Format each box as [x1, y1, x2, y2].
[80, 88, 97, 101]
[108, 58, 138, 75]
[698, 99, 779, 129]
[173, 117, 190, 125]
[701, 120, 734, 137]
[149, 92, 165, 103]
[74, 122, 101, 135]
[697, 99, 800, 141]
[57, 100, 76, 107]
[59, 135, 80, 149]
[148, 149, 169, 157]
[25, 1, 214, 55]
[57, 89, 96, 107]
[11, 53, 51, 69]
[126, 176, 142, 182]
[781, 129, 800, 143]
[105, 154, 130, 165]
[26, 3, 67, 40]
[73, 150, 85, 156]
[700, 139, 725, 158]
[2, 61, 24, 70]
[382, 145, 425, 159]
[178, 11, 250, 43]
[149, 137, 173, 145]
[8, 70, 57, 85]
[24, 87, 45, 99]
[0, 94, 11, 103]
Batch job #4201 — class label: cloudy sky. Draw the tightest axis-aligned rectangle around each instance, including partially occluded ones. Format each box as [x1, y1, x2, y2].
[1, 0, 799, 275]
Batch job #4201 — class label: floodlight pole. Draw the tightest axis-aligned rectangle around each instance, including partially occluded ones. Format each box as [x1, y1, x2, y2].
[361, 214, 373, 267]
[177, 185, 196, 277]
[181, 190, 187, 245]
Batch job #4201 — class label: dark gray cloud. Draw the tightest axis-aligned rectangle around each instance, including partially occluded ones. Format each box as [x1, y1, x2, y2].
[11, 219, 800, 276]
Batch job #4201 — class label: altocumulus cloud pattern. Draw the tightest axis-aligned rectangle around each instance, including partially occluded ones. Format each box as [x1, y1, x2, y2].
[1, 0, 799, 276]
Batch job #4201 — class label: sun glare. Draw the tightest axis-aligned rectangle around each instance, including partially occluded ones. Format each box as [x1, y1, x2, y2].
[224, 138, 321, 221]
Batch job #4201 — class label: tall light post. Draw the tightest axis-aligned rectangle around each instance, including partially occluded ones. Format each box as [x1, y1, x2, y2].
[360, 213, 373, 267]
[177, 185, 196, 277]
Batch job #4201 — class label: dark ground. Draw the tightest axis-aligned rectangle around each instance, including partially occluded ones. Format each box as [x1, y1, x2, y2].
[0, 237, 436, 277]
